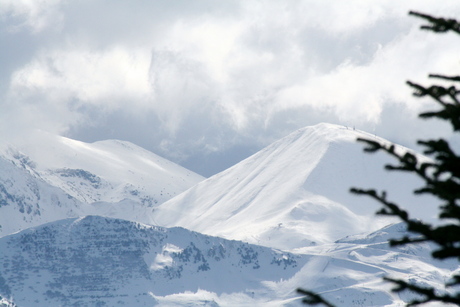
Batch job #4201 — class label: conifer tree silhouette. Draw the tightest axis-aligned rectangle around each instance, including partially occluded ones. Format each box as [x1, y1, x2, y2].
[298, 11, 460, 306]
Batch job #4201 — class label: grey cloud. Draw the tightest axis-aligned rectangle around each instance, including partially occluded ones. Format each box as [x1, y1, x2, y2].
[58, 0, 242, 48]
[2, 1, 460, 176]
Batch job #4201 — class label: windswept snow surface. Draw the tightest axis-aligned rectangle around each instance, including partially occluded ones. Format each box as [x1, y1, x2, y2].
[0, 131, 204, 236]
[152, 123, 437, 250]
[0, 216, 455, 306]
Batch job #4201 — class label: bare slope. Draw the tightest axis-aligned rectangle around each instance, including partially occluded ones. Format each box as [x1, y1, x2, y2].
[151, 123, 436, 250]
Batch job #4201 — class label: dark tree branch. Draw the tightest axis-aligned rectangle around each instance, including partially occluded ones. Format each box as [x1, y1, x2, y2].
[297, 288, 336, 307]
[430, 74, 460, 83]
[299, 11, 460, 306]
[409, 11, 460, 35]
[384, 277, 460, 306]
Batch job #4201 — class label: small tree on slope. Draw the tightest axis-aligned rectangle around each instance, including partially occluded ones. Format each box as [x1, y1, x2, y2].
[298, 11, 460, 306]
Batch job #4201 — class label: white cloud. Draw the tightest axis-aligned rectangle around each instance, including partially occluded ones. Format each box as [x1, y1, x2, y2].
[2, 0, 460, 175]
[10, 46, 151, 106]
[0, 0, 63, 33]
[3, 46, 153, 138]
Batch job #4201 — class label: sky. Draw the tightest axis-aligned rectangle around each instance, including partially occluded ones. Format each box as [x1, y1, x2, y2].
[1, 0, 460, 177]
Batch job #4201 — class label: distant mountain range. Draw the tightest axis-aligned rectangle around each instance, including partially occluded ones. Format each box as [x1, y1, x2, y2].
[0, 124, 452, 306]
[0, 131, 204, 237]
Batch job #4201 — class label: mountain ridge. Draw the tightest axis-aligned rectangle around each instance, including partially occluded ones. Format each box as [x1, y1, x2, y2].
[0, 215, 307, 306]
[0, 215, 453, 306]
[0, 130, 204, 237]
[150, 123, 436, 250]
[0, 123, 450, 306]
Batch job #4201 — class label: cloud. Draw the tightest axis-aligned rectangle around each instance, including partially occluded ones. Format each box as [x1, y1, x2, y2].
[10, 46, 151, 107]
[2, 0, 460, 176]
[0, 0, 63, 33]
[3, 46, 151, 138]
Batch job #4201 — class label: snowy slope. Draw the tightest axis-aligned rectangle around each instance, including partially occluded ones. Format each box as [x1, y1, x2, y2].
[292, 222, 457, 306]
[0, 216, 454, 306]
[0, 123, 454, 306]
[0, 155, 87, 237]
[151, 123, 437, 250]
[0, 131, 204, 236]
[1, 130, 204, 205]
[0, 216, 306, 306]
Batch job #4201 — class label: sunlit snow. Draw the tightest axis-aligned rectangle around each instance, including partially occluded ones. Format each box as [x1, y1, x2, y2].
[0, 123, 453, 306]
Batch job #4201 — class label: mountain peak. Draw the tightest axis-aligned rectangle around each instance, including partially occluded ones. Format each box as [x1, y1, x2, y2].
[151, 123, 434, 250]
[0, 124, 448, 306]
[0, 131, 204, 237]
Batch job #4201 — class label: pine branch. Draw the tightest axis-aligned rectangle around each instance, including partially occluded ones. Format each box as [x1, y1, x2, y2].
[356, 138, 434, 184]
[430, 74, 460, 83]
[446, 275, 460, 287]
[384, 277, 460, 306]
[357, 136, 460, 206]
[406, 81, 460, 105]
[298, 10, 460, 306]
[350, 180, 460, 261]
[350, 188, 409, 221]
[297, 288, 336, 307]
[409, 11, 460, 35]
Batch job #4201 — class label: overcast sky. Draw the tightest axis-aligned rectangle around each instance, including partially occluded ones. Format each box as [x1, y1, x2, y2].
[1, 1, 460, 176]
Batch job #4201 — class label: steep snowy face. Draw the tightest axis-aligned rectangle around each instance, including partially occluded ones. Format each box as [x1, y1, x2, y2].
[0, 216, 306, 306]
[151, 123, 436, 250]
[1, 131, 204, 205]
[0, 155, 86, 237]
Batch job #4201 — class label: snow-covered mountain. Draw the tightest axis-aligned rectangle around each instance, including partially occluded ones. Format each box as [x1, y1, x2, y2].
[0, 154, 87, 237]
[0, 131, 204, 236]
[0, 216, 454, 306]
[0, 215, 306, 306]
[0, 123, 452, 306]
[150, 123, 437, 250]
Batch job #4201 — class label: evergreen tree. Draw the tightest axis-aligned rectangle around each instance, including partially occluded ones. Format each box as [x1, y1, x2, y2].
[298, 11, 460, 306]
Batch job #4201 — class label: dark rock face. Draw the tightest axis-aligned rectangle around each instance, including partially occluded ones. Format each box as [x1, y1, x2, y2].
[56, 169, 103, 189]
[0, 216, 305, 306]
